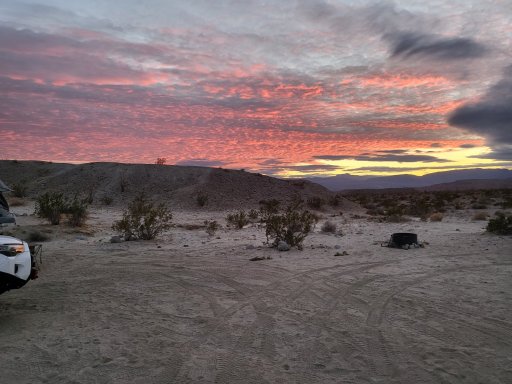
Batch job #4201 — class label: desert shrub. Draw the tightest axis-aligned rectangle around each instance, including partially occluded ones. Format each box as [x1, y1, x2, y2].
[321, 220, 337, 233]
[248, 209, 259, 220]
[226, 210, 249, 229]
[204, 220, 220, 236]
[155, 157, 167, 165]
[196, 192, 208, 207]
[472, 212, 489, 221]
[307, 196, 324, 210]
[486, 212, 512, 235]
[65, 196, 89, 227]
[11, 182, 28, 198]
[112, 193, 172, 240]
[259, 199, 280, 215]
[429, 212, 444, 222]
[119, 172, 127, 193]
[101, 196, 113, 205]
[26, 230, 49, 242]
[35, 192, 66, 225]
[263, 205, 316, 250]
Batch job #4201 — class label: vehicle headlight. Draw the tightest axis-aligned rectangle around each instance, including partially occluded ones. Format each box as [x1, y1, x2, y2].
[0, 244, 25, 256]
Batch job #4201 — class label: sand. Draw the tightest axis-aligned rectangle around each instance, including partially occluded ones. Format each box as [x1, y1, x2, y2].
[1, 204, 511, 384]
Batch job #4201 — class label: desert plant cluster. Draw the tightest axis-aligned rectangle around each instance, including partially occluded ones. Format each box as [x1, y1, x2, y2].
[35, 192, 89, 227]
[112, 193, 172, 240]
[486, 211, 512, 235]
[346, 189, 512, 222]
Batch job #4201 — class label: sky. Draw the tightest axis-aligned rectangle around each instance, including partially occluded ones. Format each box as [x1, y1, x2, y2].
[1, 0, 511, 177]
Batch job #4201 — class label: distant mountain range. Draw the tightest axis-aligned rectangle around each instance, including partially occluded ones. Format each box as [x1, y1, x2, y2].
[307, 168, 512, 191]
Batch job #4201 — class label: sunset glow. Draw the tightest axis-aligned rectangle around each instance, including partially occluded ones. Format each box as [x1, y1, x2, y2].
[1, 0, 511, 176]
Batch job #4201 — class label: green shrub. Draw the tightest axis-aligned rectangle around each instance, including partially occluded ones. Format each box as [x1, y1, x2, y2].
[65, 196, 89, 227]
[35, 192, 66, 225]
[204, 220, 220, 236]
[196, 192, 208, 207]
[12, 182, 28, 198]
[486, 212, 512, 235]
[248, 209, 259, 220]
[112, 194, 172, 240]
[263, 205, 316, 250]
[226, 210, 249, 229]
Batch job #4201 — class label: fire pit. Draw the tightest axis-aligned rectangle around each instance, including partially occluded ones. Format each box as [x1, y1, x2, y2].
[385, 233, 420, 249]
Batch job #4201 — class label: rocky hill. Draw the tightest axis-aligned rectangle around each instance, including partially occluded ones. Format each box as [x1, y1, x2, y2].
[0, 160, 345, 210]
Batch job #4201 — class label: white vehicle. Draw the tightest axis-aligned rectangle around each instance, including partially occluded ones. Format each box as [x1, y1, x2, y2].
[0, 178, 40, 295]
[0, 235, 37, 294]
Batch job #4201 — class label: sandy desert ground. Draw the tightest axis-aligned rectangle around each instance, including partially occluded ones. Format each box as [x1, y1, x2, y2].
[1, 203, 512, 384]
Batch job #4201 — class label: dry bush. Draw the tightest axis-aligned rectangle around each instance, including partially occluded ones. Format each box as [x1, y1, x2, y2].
[196, 192, 208, 207]
[65, 196, 89, 227]
[204, 220, 220, 236]
[472, 212, 489, 221]
[11, 182, 28, 198]
[112, 193, 172, 240]
[35, 192, 66, 225]
[429, 212, 444, 222]
[486, 212, 512, 235]
[263, 205, 316, 250]
[226, 210, 249, 229]
[248, 209, 259, 220]
[321, 220, 337, 233]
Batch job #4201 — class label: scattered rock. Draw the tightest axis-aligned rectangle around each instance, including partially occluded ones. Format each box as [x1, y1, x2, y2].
[277, 241, 290, 251]
[334, 251, 349, 256]
[183, 244, 189, 247]
[110, 235, 122, 243]
[334, 245, 341, 249]
[246, 244, 255, 250]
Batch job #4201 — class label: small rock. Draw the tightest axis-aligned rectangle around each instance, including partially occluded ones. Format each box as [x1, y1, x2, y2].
[277, 241, 290, 251]
[110, 235, 122, 243]
[334, 245, 341, 249]
[183, 244, 189, 247]
[246, 244, 255, 250]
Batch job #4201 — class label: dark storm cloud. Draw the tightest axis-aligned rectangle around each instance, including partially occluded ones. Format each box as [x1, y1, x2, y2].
[314, 153, 450, 163]
[471, 147, 512, 161]
[448, 66, 512, 145]
[388, 32, 488, 61]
